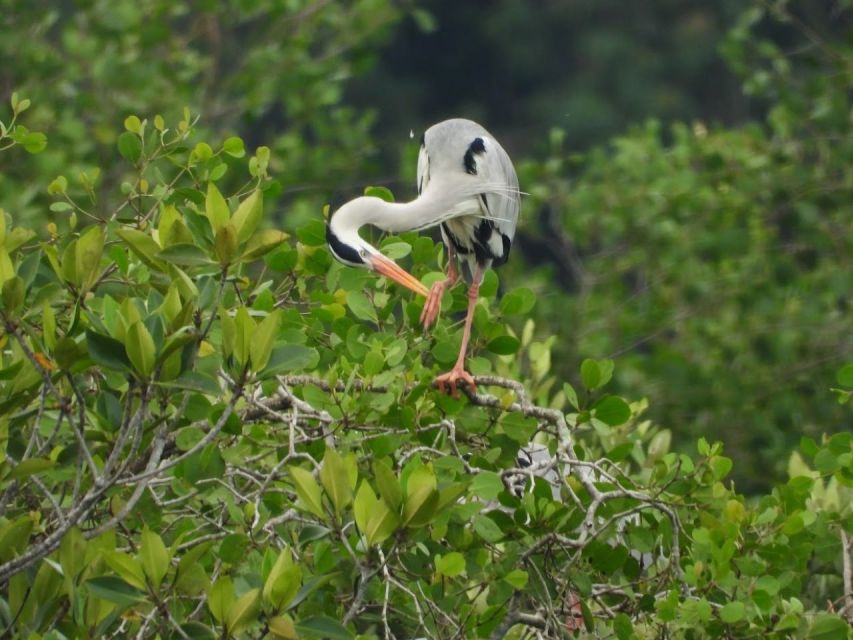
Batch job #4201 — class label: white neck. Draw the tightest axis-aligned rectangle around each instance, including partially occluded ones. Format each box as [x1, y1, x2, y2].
[329, 177, 482, 252]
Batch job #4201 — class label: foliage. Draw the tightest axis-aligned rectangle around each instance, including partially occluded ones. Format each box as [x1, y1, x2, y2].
[0, 108, 850, 639]
[0, 0, 402, 226]
[507, 1, 852, 492]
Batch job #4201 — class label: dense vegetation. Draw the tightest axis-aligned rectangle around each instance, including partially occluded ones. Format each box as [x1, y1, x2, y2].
[0, 0, 850, 637]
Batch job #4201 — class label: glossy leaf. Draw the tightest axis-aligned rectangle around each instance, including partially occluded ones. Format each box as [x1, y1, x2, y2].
[126, 321, 156, 378]
[319, 448, 353, 517]
[139, 527, 170, 589]
[231, 189, 263, 244]
[288, 466, 326, 519]
[205, 182, 230, 231]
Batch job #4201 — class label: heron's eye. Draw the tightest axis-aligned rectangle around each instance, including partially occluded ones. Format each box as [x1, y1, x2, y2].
[359, 249, 368, 258]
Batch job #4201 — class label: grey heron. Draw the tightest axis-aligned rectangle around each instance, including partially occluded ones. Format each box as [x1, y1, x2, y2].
[326, 118, 520, 394]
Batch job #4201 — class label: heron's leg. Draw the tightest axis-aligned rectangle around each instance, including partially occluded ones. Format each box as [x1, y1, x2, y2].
[434, 268, 480, 397]
[420, 258, 459, 330]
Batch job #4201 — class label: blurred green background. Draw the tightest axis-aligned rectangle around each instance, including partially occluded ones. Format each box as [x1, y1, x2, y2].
[1, 0, 850, 492]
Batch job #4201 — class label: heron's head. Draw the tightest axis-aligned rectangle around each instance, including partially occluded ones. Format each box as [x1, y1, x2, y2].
[326, 198, 428, 296]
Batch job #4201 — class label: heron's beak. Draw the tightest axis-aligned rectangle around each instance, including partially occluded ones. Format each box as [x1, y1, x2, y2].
[368, 254, 429, 298]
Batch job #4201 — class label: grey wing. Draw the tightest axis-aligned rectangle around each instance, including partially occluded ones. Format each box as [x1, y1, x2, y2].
[476, 138, 520, 266]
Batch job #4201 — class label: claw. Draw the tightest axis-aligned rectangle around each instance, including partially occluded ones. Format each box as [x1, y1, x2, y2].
[434, 366, 476, 398]
[420, 280, 445, 331]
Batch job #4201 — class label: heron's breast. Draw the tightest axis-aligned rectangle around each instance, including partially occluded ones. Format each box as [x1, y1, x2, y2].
[442, 214, 511, 268]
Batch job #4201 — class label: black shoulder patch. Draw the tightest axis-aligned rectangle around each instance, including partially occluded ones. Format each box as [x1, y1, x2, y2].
[463, 137, 486, 175]
[326, 224, 364, 266]
[492, 233, 512, 267]
[474, 218, 494, 245]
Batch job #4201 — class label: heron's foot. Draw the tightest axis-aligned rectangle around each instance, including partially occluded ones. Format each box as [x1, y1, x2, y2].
[420, 280, 446, 331]
[433, 365, 476, 398]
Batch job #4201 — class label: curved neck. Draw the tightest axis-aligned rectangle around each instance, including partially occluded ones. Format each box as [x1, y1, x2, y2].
[331, 178, 482, 241]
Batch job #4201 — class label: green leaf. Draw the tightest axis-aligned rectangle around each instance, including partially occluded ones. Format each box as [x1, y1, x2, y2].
[563, 382, 580, 410]
[435, 552, 465, 578]
[60, 239, 79, 286]
[499, 287, 536, 315]
[205, 182, 230, 232]
[363, 185, 394, 202]
[86, 330, 132, 371]
[126, 321, 156, 378]
[102, 551, 146, 591]
[288, 466, 326, 519]
[487, 335, 520, 355]
[373, 459, 402, 510]
[594, 396, 631, 426]
[179, 622, 217, 639]
[21, 131, 47, 153]
[263, 546, 301, 611]
[48, 175, 68, 195]
[157, 243, 213, 266]
[139, 527, 170, 589]
[265, 345, 320, 374]
[365, 498, 399, 545]
[0, 516, 34, 562]
[836, 364, 853, 388]
[86, 576, 144, 606]
[5, 226, 35, 253]
[294, 615, 354, 640]
[232, 189, 263, 244]
[580, 359, 601, 390]
[226, 588, 261, 635]
[719, 601, 745, 624]
[1, 276, 24, 311]
[402, 485, 438, 528]
[436, 482, 468, 512]
[470, 471, 503, 500]
[222, 136, 245, 158]
[268, 615, 298, 639]
[117, 131, 142, 163]
[207, 576, 234, 624]
[59, 526, 85, 581]
[176, 542, 212, 586]
[503, 569, 528, 589]
[241, 229, 289, 261]
[8, 458, 54, 480]
[124, 115, 142, 133]
[597, 359, 615, 387]
[75, 225, 104, 291]
[807, 614, 849, 640]
[381, 241, 411, 259]
[319, 448, 353, 517]
[250, 310, 281, 372]
[613, 613, 633, 640]
[233, 307, 253, 368]
[214, 223, 238, 265]
[353, 482, 377, 538]
[346, 290, 377, 323]
[710, 456, 734, 480]
[472, 514, 504, 542]
[116, 228, 165, 271]
[192, 142, 213, 161]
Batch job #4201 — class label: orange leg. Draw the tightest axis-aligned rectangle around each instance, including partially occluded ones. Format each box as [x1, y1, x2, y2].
[420, 259, 459, 331]
[434, 269, 480, 397]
